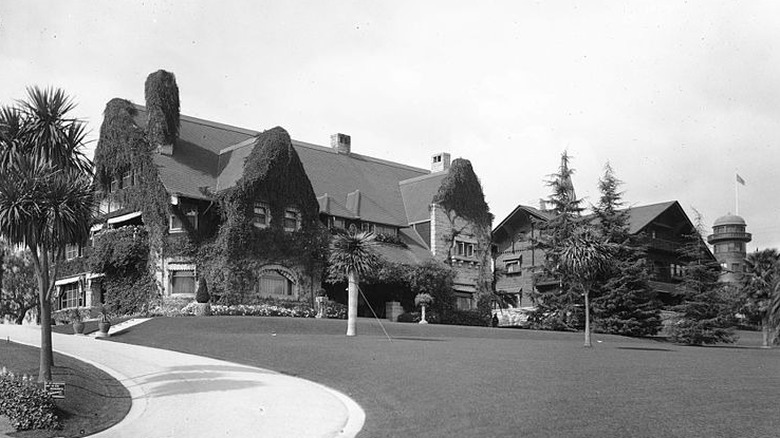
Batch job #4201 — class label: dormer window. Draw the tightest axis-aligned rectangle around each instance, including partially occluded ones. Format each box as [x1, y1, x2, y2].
[170, 206, 198, 232]
[284, 209, 301, 232]
[253, 203, 270, 229]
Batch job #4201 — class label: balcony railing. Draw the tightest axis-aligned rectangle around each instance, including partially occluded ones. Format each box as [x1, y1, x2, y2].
[646, 238, 682, 253]
[707, 232, 752, 243]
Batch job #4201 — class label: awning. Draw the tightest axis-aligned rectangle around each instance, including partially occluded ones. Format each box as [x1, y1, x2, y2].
[107, 211, 142, 224]
[167, 263, 195, 271]
[54, 276, 80, 286]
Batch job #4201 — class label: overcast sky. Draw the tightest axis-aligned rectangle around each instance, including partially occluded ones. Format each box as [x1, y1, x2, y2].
[1, 1, 778, 250]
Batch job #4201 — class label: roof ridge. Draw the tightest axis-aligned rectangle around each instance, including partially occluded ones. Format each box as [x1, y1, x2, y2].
[132, 104, 260, 137]
[291, 140, 430, 175]
[399, 170, 448, 186]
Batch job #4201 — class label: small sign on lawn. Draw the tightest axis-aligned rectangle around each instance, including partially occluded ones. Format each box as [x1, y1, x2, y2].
[44, 381, 65, 399]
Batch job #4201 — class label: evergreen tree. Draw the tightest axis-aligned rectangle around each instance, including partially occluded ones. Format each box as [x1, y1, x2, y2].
[532, 152, 586, 329]
[669, 214, 737, 345]
[591, 163, 661, 336]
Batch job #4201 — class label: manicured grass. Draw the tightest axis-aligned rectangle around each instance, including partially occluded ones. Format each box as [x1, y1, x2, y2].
[110, 317, 780, 437]
[0, 340, 131, 438]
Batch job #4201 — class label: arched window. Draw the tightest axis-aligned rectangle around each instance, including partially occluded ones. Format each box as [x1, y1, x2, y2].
[257, 266, 297, 298]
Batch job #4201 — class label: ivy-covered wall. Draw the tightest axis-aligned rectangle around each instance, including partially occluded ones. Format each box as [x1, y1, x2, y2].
[198, 127, 330, 305]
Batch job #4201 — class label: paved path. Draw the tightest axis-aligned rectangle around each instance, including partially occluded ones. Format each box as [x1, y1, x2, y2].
[0, 324, 364, 438]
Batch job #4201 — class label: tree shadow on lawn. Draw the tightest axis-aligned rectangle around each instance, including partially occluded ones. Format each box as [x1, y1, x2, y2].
[615, 346, 675, 352]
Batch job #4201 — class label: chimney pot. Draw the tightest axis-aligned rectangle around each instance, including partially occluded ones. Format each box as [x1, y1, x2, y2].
[431, 152, 451, 172]
[331, 133, 351, 154]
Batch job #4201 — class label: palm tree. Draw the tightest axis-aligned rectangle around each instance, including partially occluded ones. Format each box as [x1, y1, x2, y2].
[0, 87, 93, 381]
[743, 249, 780, 348]
[328, 230, 379, 336]
[557, 227, 612, 347]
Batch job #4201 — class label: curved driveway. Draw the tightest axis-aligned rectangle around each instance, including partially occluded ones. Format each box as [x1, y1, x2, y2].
[0, 324, 364, 438]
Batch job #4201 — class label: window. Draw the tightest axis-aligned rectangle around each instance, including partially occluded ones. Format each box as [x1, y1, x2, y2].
[121, 171, 132, 189]
[332, 217, 345, 229]
[284, 209, 300, 232]
[170, 270, 195, 295]
[253, 203, 270, 228]
[360, 222, 374, 233]
[375, 225, 397, 236]
[455, 294, 473, 310]
[65, 244, 80, 261]
[454, 241, 475, 258]
[170, 206, 198, 232]
[58, 282, 84, 309]
[670, 264, 684, 278]
[259, 270, 293, 296]
[731, 263, 741, 273]
[506, 258, 521, 274]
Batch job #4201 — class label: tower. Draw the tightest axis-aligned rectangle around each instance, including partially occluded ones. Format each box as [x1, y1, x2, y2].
[707, 214, 751, 283]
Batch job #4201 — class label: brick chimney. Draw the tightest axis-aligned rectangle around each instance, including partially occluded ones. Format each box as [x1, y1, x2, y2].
[331, 133, 351, 154]
[431, 152, 451, 172]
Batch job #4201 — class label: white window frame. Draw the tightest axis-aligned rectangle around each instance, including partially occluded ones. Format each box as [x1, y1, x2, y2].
[253, 202, 270, 229]
[170, 207, 198, 233]
[122, 170, 133, 189]
[65, 244, 80, 261]
[454, 240, 476, 259]
[284, 208, 301, 232]
[169, 266, 196, 296]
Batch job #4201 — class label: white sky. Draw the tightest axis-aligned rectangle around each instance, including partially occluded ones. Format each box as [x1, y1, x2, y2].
[1, 1, 778, 250]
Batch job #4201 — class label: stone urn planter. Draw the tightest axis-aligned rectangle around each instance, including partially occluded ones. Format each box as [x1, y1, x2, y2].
[414, 293, 434, 325]
[97, 321, 112, 337]
[68, 307, 87, 335]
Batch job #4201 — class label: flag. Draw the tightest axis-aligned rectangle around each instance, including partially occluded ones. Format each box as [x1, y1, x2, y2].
[736, 174, 746, 186]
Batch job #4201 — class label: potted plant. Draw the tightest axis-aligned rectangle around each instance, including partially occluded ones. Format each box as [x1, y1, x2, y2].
[194, 278, 212, 316]
[68, 307, 86, 334]
[96, 304, 112, 337]
[414, 293, 434, 324]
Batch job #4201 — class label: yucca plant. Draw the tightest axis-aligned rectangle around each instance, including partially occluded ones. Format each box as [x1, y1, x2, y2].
[557, 227, 613, 347]
[0, 87, 94, 381]
[328, 230, 379, 336]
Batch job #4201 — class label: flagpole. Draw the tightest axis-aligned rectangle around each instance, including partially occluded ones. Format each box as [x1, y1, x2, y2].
[735, 172, 740, 216]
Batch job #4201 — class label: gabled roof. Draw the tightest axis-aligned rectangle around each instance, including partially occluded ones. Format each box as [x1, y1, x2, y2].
[493, 200, 690, 239]
[399, 172, 449, 223]
[127, 105, 436, 227]
[624, 201, 680, 234]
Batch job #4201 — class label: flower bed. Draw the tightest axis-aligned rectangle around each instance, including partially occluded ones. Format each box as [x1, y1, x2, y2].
[151, 297, 348, 319]
[0, 369, 61, 431]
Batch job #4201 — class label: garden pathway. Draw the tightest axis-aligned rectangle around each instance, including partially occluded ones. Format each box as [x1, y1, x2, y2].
[0, 323, 364, 438]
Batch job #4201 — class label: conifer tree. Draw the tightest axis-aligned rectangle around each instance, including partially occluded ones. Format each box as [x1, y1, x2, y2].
[532, 152, 586, 328]
[591, 163, 661, 336]
[669, 213, 736, 345]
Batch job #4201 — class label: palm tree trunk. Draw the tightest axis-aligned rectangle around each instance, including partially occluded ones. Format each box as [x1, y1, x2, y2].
[584, 289, 592, 348]
[36, 248, 54, 382]
[762, 317, 770, 348]
[346, 270, 358, 337]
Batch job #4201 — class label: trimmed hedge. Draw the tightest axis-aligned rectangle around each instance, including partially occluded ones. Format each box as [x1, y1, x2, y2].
[441, 309, 489, 327]
[0, 373, 61, 431]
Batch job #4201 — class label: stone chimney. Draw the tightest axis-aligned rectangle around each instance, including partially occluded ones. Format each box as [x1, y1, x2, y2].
[431, 152, 451, 173]
[331, 133, 351, 154]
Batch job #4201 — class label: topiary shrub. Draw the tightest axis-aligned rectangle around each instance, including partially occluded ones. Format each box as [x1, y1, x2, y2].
[0, 372, 61, 431]
[196, 277, 210, 304]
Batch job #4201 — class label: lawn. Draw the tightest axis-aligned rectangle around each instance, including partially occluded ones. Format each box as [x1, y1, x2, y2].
[110, 317, 780, 438]
[0, 340, 131, 438]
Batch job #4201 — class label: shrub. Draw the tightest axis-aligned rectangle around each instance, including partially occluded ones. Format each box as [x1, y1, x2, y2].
[196, 278, 210, 304]
[323, 300, 347, 319]
[441, 309, 488, 327]
[397, 311, 440, 324]
[104, 274, 158, 316]
[211, 302, 316, 318]
[149, 296, 195, 317]
[0, 372, 61, 431]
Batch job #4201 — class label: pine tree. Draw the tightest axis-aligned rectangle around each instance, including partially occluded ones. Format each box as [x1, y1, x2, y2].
[669, 214, 737, 345]
[591, 163, 661, 336]
[532, 152, 586, 329]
